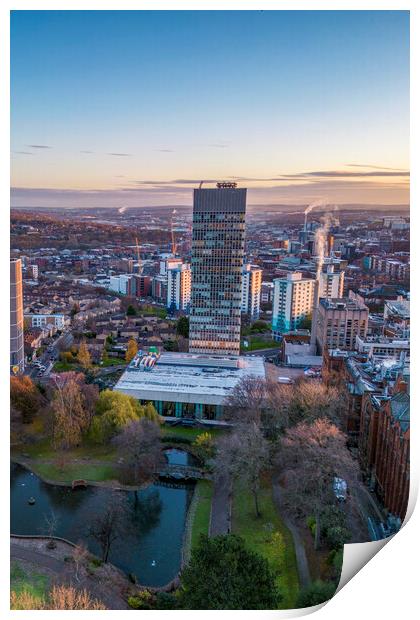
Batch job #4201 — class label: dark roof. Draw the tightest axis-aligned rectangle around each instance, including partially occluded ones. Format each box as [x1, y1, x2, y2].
[390, 391, 410, 433]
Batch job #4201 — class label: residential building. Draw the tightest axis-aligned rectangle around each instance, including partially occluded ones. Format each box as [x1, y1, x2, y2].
[272, 272, 315, 340]
[241, 263, 262, 319]
[167, 263, 192, 311]
[189, 184, 246, 356]
[24, 313, 67, 330]
[318, 264, 344, 299]
[10, 258, 25, 373]
[314, 297, 368, 352]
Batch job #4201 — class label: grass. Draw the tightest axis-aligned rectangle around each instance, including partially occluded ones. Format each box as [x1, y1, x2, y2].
[241, 336, 279, 352]
[96, 358, 125, 367]
[52, 361, 76, 372]
[190, 480, 214, 550]
[231, 482, 299, 609]
[11, 561, 49, 601]
[31, 461, 118, 484]
[162, 425, 225, 442]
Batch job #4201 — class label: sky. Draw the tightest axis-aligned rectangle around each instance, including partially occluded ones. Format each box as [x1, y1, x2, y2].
[10, 10, 410, 208]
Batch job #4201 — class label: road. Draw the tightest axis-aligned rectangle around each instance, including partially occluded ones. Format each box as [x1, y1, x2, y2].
[25, 329, 73, 381]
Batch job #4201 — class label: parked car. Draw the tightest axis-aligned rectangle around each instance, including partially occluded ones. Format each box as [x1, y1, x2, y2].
[333, 477, 348, 502]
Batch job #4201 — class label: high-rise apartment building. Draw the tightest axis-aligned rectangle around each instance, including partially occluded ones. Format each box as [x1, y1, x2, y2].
[241, 263, 262, 319]
[10, 258, 25, 373]
[272, 272, 315, 340]
[318, 264, 344, 299]
[314, 297, 369, 352]
[167, 263, 192, 311]
[189, 184, 246, 356]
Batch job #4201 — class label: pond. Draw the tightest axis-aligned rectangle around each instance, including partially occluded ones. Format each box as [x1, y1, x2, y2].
[11, 462, 194, 586]
[164, 448, 200, 467]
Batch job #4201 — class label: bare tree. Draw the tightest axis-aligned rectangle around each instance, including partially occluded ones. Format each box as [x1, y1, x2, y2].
[224, 376, 267, 426]
[113, 418, 163, 498]
[88, 492, 127, 563]
[72, 542, 89, 582]
[43, 510, 59, 549]
[214, 423, 270, 518]
[276, 418, 360, 549]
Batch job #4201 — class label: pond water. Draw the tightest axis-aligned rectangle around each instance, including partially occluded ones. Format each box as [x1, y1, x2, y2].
[11, 462, 194, 586]
[164, 448, 200, 467]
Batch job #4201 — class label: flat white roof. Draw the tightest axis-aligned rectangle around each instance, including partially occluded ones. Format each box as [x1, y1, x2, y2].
[114, 352, 266, 406]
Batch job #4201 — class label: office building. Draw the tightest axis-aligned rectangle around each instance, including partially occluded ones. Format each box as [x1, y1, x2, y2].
[241, 263, 262, 319]
[167, 263, 192, 311]
[10, 258, 25, 373]
[314, 297, 368, 352]
[189, 183, 246, 355]
[272, 272, 315, 340]
[115, 351, 265, 421]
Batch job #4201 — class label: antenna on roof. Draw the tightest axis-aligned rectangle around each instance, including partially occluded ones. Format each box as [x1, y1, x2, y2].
[199, 181, 203, 189]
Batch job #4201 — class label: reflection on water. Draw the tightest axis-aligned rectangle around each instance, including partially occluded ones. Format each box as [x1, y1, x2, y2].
[164, 448, 200, 467]
[11, 462, 194, 586]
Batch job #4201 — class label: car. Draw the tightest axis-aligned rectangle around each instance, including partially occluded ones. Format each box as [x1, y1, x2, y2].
[37, 371, 44, 377]
[333, 477, 348, 502]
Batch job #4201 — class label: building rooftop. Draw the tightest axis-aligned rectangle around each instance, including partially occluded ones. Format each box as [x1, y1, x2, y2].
[114, 352, 266, 406]
[319, 297, 368, 311]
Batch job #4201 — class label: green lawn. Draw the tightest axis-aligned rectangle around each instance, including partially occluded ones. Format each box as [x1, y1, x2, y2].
[162, 425, 226, 442]
[231, 483, 299, 609]
[52, 361, 76, 372]
[190, 480, 214, 550]
[241, 337, 279, 352]
[11, 562, 49, 601]
[31, 461, 118, 484]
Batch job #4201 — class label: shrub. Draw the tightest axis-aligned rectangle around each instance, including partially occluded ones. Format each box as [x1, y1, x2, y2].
[127, 590, 153, 610]
[324, 526, 351, 550]
[306, 516, 316, 537]
[156, 592, 179, 609]
[296, 580, 337, 608]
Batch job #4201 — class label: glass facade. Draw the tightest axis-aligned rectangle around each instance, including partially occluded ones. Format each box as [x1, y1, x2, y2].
[189, 187, 246, 356]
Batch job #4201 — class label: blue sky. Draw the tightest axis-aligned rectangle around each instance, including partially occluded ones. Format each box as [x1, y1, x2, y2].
[10, 10, 409, 207]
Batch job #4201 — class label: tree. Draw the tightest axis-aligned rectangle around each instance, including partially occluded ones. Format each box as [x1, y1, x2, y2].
[224, 376, 267, 426]
[296, 580, 337, 608]
[88, 493, 127, 563]
[192, 432, 214, 460]
[277, 418, 360, 549]
[10, 375, 45, 423]
[90, 390, 160, 444]
[176, 316, 189, 339]
[214, 424, 270, 518]
[179, 534, 280, 609]
[126, 304, 137, 316]
[43, 510, 59, 549]
[113, 418, 163, 491]
[269, 379, 348, 430]
[77, 341, 91, 369]
[50, 373, 93, 449]
[125, 338, 138, 362]
[70, 302, 80, 317]
[72, 542, 89, 582]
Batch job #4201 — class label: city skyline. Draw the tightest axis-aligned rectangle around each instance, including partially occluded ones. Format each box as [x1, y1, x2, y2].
[11, 10, 409, 208]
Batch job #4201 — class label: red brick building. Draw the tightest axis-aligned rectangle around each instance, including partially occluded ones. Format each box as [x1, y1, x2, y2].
[373, 389, 410, 519]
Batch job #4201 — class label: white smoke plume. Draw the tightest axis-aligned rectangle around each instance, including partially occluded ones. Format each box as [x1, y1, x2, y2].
[303, 199, 327, 230]
[314, 209, 337, 281]
[118, 206, 127, 214]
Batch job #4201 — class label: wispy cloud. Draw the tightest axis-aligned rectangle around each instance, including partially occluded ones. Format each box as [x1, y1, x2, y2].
[80, 150, 94, 154]
[207, 143, 230, 149]
[13, 151, 34, 155]
[26, 144, 52, 149]
[347, 164, 408, 171]
[107, 152, 132, 157]
[154, 148, 174, 153]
